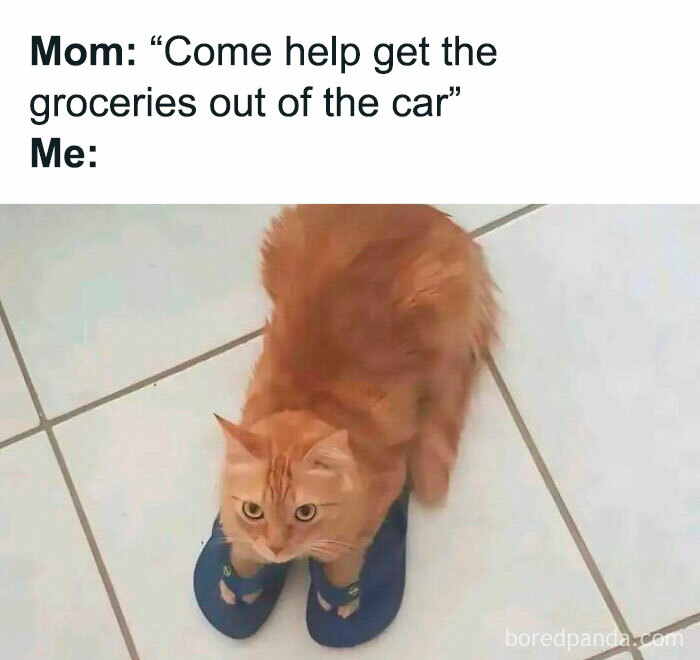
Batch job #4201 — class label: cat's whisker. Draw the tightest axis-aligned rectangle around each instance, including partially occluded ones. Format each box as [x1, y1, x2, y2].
[315, 539, 356, 550]
[310, 547, 338, 560]
[310, 541, 337, 551]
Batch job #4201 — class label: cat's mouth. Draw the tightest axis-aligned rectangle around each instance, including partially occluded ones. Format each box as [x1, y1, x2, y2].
[267, 552, 294, 563]
[252, 541, 297, 564]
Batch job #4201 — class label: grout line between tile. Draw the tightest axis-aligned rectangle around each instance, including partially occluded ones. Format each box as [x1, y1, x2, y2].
[44, 426, 142, 660]
[470, 204, 546, 238]
[579, 613, 699, 660]
[49, 327, 263, 427]
[0, 304, 47, 425]
[639, 611, 700, 647]
[0, 328, 264, 450]
[0, 299, 141, 660]
[582, 645, 634, 660]
[0, 424, 43, 449]
[485, 350, 645, 660]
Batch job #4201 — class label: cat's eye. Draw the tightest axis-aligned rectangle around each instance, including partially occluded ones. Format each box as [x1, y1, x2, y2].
[241, 501, 264, 520]
[295, 503, 317, 522]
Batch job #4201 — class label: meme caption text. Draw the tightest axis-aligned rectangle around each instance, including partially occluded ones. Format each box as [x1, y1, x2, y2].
[30, 34, 498, 168]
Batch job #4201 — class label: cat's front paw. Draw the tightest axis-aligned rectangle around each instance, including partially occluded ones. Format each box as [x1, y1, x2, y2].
[317, 590, 332, 611]
[219, 579, 262, 605]
[317, 591, 360, 618]
[219, 579, 236, 605]
[337, 598, 360, 619]
[241, 588, 263, 604]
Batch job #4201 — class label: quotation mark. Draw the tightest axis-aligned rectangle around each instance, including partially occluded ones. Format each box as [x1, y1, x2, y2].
[449, 86, 461, 97]
[150, 35, 163, 46]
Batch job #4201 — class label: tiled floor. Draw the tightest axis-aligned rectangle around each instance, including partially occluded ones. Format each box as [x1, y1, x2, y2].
[0, 205, 697, 660]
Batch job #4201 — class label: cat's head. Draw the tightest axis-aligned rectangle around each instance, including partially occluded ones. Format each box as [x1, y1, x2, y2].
[216, 410, 369, 564]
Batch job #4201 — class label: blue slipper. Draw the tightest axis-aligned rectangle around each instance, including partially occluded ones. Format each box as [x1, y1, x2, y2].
[306, 490, 409, 647]
[194, 517, 289, 639]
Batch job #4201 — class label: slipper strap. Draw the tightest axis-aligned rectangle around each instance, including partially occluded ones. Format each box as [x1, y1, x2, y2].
[220, 560, 283, 598]
[309, 559, 361, 608]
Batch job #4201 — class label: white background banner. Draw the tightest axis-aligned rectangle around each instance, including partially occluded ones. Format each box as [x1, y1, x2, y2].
[1, 0, 699, 202]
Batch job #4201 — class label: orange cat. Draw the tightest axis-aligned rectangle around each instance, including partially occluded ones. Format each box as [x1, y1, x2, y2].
[216, 205, 496, 612]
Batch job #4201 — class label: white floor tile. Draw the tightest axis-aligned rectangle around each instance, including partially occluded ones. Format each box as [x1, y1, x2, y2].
[57, 338, 615, 660]
[479, 205, 700, 634]
[0, 204, 281, 417]
[0, 434, 128, 660]
[0, 328, 37, 439]
[643, 622, 700, 659]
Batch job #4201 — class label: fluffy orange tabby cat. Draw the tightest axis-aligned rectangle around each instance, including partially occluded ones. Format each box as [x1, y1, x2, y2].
[216, 204, 496, 614]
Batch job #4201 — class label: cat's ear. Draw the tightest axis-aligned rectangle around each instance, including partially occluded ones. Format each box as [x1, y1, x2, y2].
[214, 414, 267, 463]
[303, 429, 353, 470]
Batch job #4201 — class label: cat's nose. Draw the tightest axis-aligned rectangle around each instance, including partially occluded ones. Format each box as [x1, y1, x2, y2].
[268, 544, 284, 555]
